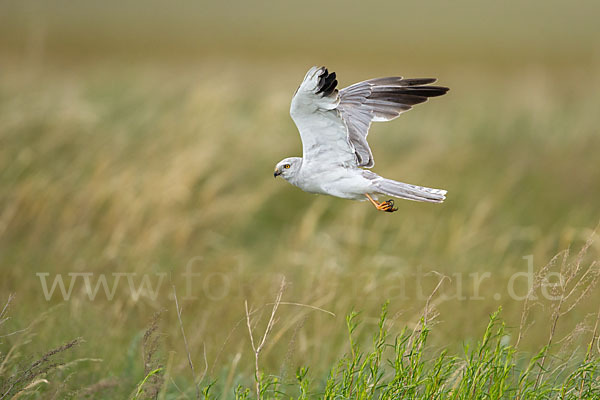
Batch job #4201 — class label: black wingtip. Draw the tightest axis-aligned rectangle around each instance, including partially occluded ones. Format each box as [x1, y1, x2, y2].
[395, 85, 449, 98]
[316, 67, 338, 97]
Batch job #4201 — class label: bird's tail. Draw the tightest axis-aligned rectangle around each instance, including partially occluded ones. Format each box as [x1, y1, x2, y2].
[373, 177, 447, 203]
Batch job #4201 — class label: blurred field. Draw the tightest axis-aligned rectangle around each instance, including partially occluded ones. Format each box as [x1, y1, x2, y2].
[1, 0, 600, 398]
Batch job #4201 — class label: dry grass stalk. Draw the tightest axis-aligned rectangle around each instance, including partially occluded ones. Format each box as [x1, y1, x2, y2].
[422, 273, 449, 327]
[12, 379, 49, 399]
[533, 235, 600, 391]
[405, 273, 448, 359]
[279, 315, 307, 381]
[512, 232, 600, 399]
[579, 305, 600, 397]
[245, 276, 286, 400]
[515, 253, 556, 349]
[0, 338, 82, 400]
[172, 285, 207, 399]
[0, 294, 14, 329]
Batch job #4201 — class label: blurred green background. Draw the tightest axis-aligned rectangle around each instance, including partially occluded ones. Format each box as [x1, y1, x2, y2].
[1, 0, 599, 397]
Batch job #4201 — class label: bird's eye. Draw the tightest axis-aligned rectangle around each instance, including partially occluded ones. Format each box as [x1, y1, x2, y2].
[284, 164, 291, 169]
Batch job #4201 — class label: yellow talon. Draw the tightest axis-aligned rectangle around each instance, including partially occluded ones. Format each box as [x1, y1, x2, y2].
[365, 194, 398, 213]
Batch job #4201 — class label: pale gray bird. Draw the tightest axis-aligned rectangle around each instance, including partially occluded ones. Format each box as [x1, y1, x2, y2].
[274, 66, 449, 212]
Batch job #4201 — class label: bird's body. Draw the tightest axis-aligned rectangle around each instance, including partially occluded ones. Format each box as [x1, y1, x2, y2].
[274, 66, 449, 212]
[288, 160, 372, 200]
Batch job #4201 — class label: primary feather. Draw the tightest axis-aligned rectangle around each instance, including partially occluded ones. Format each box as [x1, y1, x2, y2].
[338, 75, 449, 168]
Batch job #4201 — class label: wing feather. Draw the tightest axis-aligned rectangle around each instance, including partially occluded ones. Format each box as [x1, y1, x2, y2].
[338, 76, 449, 168]
[289, 66, 449, 168]
[290, 67, 356, 166]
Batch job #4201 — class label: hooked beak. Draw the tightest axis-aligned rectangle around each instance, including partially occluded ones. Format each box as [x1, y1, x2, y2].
[274, 169, 282, 178]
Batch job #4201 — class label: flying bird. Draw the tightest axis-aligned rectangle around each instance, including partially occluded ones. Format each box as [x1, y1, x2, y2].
[274, 66, 449, 212]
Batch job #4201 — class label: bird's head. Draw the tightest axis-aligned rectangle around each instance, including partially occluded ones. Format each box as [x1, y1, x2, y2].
[274, 157, 302, 180]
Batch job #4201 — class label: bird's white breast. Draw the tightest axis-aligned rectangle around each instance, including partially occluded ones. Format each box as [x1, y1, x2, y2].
[291, 163, 373, 200]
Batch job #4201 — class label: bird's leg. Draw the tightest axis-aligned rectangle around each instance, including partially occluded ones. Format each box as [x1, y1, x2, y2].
[365, 194, 398, 213]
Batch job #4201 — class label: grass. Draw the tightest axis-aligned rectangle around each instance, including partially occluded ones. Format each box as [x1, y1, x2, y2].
[2, 247, 599, 398]
[239, 305, 599, 400]
[1, 61, 600, 397]
[1, 1, 600, 397]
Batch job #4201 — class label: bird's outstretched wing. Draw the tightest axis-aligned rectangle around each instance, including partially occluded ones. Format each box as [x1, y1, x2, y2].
[290, 67, 355, 166]
[338, 75, 449, 167]
[290, 66, 449, 168]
